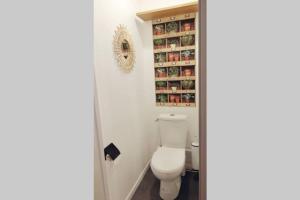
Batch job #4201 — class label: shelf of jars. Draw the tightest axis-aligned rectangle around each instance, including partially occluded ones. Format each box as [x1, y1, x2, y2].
[155, 65, 195, 78]
[155, 80, 195, 90]
[155, 77, 196, 107]
[152, 12, 196, 107]
[155, 92, 196, 107]
[154, 50, 196, 66]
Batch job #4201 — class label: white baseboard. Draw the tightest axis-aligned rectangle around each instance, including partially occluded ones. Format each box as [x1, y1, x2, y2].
[125, 159, 151, 200]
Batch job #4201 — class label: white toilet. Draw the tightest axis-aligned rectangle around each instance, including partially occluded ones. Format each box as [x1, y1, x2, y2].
[151, 114, 188, 200]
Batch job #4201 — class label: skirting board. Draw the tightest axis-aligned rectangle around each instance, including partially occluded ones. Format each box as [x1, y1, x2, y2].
[125, 159, 151, 200]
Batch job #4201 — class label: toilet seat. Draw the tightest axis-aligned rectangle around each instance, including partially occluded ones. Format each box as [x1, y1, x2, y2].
[151, 147, 185, 178]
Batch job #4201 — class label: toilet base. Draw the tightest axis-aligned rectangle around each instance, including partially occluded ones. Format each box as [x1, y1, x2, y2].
[160, 177, 181, 200]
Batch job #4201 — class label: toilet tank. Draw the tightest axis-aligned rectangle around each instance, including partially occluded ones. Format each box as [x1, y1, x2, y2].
[158, 114, 188, 148]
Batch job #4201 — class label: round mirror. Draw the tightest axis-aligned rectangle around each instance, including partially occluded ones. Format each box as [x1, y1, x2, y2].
[113, 25, 135, 72]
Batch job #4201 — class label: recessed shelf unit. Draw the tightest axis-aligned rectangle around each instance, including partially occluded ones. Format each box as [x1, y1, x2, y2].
[153, 12, 197, 107]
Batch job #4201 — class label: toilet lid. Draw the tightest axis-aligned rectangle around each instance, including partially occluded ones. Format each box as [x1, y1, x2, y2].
[151, 147, 185, 174]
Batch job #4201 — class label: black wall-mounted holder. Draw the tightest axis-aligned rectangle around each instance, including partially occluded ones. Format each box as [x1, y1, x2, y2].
[104, 143, 120, 161]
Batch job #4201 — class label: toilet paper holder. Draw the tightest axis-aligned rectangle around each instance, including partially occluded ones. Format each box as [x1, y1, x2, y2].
[104, 143, 120, 161]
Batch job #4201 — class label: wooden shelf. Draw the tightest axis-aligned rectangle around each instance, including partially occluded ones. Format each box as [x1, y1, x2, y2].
[154, 60, 196, 68]
[154, 45, 195, 53]
[136, 1, 198, 21]
[153, 30, 196, 39]
[155, 76, 196, 81]
[156, 90, 196, 94]
[156, 102, 196, 107]
[152, 11, 197, 108]
[152, 13, 197, 24]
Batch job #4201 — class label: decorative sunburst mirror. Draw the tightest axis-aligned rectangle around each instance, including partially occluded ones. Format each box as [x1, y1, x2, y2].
[113, 25, 135, 72]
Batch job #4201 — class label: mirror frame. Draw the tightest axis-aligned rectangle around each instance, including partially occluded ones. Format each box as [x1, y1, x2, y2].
[113, 25, 135, 72]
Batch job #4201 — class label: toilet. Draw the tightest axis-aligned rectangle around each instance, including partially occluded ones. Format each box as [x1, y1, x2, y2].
[151, 114, 188, 200]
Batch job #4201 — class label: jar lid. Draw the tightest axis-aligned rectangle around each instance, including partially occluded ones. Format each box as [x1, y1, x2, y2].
[192, 142, 199, 147]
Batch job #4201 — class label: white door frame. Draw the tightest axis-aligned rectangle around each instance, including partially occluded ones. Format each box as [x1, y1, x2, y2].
[94, 84, 110, 200]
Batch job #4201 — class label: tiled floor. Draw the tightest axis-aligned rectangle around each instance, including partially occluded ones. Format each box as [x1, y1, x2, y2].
[132, 168, 199, 200]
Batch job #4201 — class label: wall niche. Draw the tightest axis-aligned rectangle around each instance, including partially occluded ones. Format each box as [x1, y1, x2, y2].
[152, 13, 197, 107]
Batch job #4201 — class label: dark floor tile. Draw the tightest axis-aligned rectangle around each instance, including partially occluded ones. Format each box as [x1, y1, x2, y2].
[132, 169, 199, 200]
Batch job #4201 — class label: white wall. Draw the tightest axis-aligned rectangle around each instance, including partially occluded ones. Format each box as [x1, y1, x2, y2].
[94, 0, 156, 199]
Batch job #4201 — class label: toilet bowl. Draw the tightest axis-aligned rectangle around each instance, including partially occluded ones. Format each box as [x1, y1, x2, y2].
[151, 146, 185, 200]
[152, 113, 188, 199]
